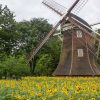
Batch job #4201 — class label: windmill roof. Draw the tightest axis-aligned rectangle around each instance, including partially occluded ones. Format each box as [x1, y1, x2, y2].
[69, 13, 92, 32]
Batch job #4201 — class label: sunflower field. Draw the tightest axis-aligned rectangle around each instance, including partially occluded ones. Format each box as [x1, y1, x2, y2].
[0, 77, 100, 100]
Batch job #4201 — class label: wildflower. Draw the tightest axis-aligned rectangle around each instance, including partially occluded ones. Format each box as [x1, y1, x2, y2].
[62, 87, 68, 95]
[91, 98, 95, 100]
[75, 86, 81, 93]
[68, 96, 74, 100]
[30, 91, 35, 95]
[42, 96, 46, 100]
[47, 88, 53, 96]
[37, 93, 42, 96]
[92, 87, 97, 92]
[16, 95, 23, 100]
[27, 98, 30, 100]
[78, 97, 83, 100]
[58, 96, 61, 100]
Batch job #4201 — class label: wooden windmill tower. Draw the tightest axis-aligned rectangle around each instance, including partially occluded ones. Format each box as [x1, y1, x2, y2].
[28, 0, 100, 76]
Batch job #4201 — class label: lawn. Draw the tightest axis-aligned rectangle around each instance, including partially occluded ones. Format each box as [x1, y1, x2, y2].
[0, 77, 100, 100]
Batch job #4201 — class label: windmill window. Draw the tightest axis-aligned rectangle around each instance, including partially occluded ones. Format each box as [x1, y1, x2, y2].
[77, 49, 84, 57]
[77, 30, 82, 38]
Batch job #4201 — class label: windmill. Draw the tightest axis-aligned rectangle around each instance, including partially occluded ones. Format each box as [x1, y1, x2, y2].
[28, 0, 100, 76]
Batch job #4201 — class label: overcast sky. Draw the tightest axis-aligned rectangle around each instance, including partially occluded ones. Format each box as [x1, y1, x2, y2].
[0, 0, 100, 28]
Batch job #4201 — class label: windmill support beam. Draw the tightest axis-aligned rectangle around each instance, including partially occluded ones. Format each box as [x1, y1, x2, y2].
[91, 22, 100, 26]
[58, 35, 63, 42]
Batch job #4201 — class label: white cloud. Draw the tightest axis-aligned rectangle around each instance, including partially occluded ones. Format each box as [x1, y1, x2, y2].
[0, 0, 100, 28]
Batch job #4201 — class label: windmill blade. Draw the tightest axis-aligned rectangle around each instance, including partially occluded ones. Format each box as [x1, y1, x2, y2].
[28, 0, 80, 62]
[42, 0, 88, 16]
[42, 0, 67, 16]
[72, 0, 88, 14]
[28, 21, 61, 62]
[91, 22, 100, 26]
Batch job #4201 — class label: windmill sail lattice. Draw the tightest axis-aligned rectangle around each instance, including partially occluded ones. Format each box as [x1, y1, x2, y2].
[42, 0, 67, 16]
[42, 0, 88, 16]
[72, 0, 88, 14]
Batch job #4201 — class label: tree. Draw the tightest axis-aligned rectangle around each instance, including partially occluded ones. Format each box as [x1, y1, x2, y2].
[0, 5, 18, 56]
[16, 18, 52, 53]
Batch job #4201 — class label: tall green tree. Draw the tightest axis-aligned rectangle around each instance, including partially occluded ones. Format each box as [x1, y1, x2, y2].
[16, 18, 52, 54]
[0, 5, 18, 56]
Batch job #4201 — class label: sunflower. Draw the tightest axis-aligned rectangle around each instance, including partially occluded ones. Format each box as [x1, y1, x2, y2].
[91, 98, 95, 100]
[78, 97, 83, 100]
[68, 96, 74, 100]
